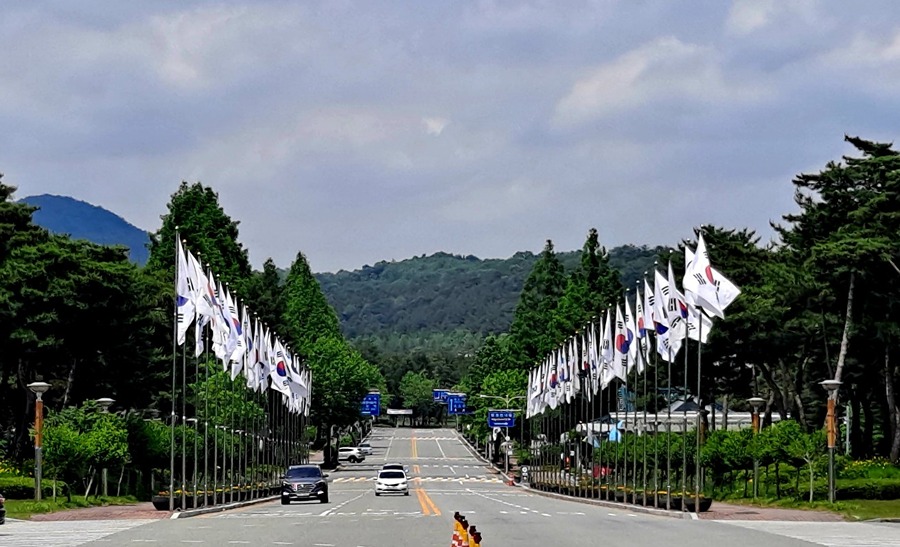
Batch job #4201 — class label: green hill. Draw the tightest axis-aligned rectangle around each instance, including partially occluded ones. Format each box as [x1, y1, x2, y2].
[315, 244, 664, 355]
[20, 194, 150, 264]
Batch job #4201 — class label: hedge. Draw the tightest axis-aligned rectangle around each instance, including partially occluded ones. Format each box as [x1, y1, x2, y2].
[0, 476, 69, 499]
[836, 478, 900, 501]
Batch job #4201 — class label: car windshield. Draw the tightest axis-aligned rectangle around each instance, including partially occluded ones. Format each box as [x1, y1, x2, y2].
[379, 471, 405, 479]
[285, 467, 321, 479]
[383, 464, 403, 470]
[360, 443, 370, 447]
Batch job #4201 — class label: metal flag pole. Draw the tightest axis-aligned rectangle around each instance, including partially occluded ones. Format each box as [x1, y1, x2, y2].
[169, 228, 180, 512]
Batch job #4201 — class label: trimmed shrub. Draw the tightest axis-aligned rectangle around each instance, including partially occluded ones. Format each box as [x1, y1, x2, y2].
[836, 478, 900, 500]
[0, 476, 69, 499]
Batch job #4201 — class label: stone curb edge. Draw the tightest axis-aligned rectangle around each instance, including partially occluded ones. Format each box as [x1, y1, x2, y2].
[454, 429, 692, 521]
[171, 495, 280, 519]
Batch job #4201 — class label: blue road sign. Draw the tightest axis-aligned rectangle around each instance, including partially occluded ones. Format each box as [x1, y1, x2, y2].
[433, 389, 450, 402]
[360, 393, 381, 416]
[487, 410, 516, 428]
[446, 393, 467, 415]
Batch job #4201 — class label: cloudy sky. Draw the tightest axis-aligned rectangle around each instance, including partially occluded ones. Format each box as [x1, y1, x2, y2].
[3, 1, 900, 272]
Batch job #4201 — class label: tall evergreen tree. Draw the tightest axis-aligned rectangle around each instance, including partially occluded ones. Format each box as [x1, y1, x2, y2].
[146, 181, 252, 292]
[508, 240, 567, 369]
[282, 251, 342, 355]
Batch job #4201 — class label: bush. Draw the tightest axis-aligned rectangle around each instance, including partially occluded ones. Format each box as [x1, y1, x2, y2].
[836, 478, 900, 500]
[0, 476, 69, 499]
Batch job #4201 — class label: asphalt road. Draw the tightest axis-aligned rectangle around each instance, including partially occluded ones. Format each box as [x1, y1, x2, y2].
[3, 426, 898, 547]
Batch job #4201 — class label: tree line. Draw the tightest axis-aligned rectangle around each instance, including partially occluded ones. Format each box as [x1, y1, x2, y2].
[455, 136, 900, 464]
[0, 179, 385, 470]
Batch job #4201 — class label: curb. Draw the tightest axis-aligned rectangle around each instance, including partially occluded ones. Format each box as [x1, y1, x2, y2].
[454, 429, 692, 520]
[172, 495, 279, 519]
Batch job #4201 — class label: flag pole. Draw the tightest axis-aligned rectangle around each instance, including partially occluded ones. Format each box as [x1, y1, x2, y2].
[169, 227, 179, 512]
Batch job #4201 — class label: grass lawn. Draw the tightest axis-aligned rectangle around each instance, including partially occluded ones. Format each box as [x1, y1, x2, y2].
[838, 499, 900, 521]
[4, 496, 139, 520]
[716, 496, 900, 521]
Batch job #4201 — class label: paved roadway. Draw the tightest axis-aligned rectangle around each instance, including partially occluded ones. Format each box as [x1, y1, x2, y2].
[2, 426, 898, 546]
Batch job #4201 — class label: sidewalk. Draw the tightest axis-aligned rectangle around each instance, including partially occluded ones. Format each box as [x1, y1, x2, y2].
[699, 501, 846, 521]
[28, 502, 172, 521]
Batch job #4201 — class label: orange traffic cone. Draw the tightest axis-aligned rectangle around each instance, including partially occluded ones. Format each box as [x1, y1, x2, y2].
[470, 526, 482, 547]
[459, 520, 470, 547]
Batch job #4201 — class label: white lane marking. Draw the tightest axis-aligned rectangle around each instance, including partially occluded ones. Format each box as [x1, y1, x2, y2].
[542, 513, 551, 517]
[313, 544, 334, 546]
[228, 542, 250, 544]
[181, 542, 204, 544]
[320, 491, 368, 516]
[384, 434, 394, 461]
[448, 466, 456, 475]
[435, 438, 447, 458]
[274, 543, 295, 546]
[608, 513, 617, 516]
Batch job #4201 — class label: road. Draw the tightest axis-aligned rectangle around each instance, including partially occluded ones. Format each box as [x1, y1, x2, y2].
[2, 426, 898, 546]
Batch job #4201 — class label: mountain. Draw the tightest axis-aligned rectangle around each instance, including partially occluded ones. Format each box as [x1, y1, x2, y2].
[20, 194, 151, 265]
[315, 244, 664, 355]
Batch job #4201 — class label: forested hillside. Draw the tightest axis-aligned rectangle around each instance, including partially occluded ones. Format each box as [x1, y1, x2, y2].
[315, 245, 663, 353]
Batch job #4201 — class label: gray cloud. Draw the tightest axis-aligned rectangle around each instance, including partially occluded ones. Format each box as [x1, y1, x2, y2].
[2, 0, 900, 272]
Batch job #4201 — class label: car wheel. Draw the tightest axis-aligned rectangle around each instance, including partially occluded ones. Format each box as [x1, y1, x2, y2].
[281, 497, 290, 505]
[320, 495, 329, 504]
[348, 457, 357, 463]
[375, 492, 380, 496]
[404, 491, 410, 496]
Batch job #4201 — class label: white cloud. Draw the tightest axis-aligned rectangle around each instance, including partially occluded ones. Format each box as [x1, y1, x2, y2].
[423, 117, 449, 136]
[726, 0, 822, 36]
[553, 37, 770, 127]
[439, 176, 552, 223]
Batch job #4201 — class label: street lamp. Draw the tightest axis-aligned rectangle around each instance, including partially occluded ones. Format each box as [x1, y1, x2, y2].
[748, 397, 765, 498]
[27, 381, 51, 501]
[96, 398, 115, 496]
[478, 394, 527, 477]
[820, 380, 842, 503]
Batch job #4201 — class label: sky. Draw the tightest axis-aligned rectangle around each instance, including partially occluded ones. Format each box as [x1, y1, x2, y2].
[3, 1, 900, 273]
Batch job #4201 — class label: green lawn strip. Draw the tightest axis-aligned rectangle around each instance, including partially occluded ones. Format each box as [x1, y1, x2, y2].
[837, 499, 900, 521]
[4, 496, 139, 520]
[714, 496, 900, 520]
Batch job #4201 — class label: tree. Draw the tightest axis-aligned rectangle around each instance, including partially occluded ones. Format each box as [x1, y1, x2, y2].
[399, 371, 437, 426]
[282, 251, 342, 354]
[244, 258, 287, 336]
[508, 240, 567, 369]
[146, 181, 252, 293]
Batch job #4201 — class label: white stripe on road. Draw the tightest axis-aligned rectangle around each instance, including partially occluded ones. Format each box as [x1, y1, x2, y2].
[320, 491, 368, 517]
[435, 438, 447, 458]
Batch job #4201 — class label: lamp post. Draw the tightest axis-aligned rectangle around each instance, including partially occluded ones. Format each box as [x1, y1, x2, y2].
[96, 398, 115, 497]
[748, 397, 765, 498]
[27, 382, 51, 501]
[820, 380, 842, 503]
[478, 394, 526, 477]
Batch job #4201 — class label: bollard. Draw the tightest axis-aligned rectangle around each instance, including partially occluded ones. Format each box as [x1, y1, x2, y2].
[452, 512, 464, 546]
[471, 531, 482, 547]
[460, 518, 470, 547]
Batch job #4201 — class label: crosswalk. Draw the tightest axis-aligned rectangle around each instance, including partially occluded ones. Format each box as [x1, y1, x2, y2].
[332, 476, 502, 484]
[418, 464, 486, 469]
[0, 518, 154, 547]
[382, 436, 458, 441]
[720, 521, 900, 547]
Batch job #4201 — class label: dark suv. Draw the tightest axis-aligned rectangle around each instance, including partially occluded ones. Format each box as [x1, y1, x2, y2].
[0, 491, 5, 525]
[282, 465, 329, 505]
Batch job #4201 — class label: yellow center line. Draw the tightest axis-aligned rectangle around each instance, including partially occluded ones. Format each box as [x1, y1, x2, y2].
[411, 434, 418, 459]
[415, 487, 431, 515]
[413, 464, 420, 475]
[421, 488, 441, 516]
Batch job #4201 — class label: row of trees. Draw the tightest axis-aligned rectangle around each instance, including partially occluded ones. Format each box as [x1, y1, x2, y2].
[456, 136, 900, 464]
[0, 178, 385, 473]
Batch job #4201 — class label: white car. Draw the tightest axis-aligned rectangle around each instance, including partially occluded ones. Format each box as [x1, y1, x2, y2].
[381, 462, 409, 474]
[374, 469, 409, 496]
[338, 447, 366, 463]
[358, 442, 373, 455]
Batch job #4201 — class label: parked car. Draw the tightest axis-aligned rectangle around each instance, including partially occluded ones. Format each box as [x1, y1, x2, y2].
[338, 446, 366, 463]
[381, 462, 409, 474]
[374, 469, 409, 496]
[0, 492, 5, 525]
[281, 465, 329, 505]
[358, 442, 373, 455]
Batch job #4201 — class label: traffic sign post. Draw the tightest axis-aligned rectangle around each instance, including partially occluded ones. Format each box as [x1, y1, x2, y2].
[487, 410, 517, 476]
[360, 392, 381, 417]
